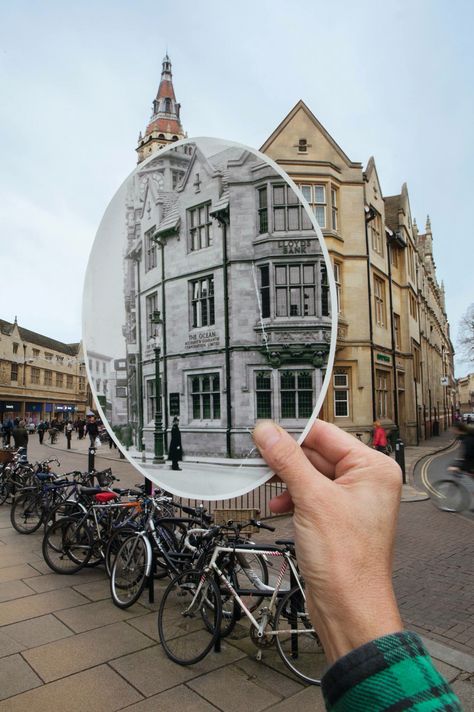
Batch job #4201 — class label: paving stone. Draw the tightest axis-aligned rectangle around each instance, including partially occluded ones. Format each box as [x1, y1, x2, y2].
[432, 658, 462, 684]
[2, 614, 73, 648]
[0, 580, 35, 603]
[261, 684, 326, 711]
[0, 654, 42, 701]
[451, 679, 474, 711]
[27, 560, 53, 576]
[110, 641, 245, 697]
[54, 599, 148, 632]
[23, 621, 153, 681]
[187, 664, 282, 711]
[0, 588, 88, 626]
[0, 552, 43, 569]
[0, 564, 40, 584]
[232, 657, 304, 698]
[0, 630, 24, 657]
[0, 663, 143, 711]
[72, 578, 111, 601]
[121, 684, 220, 711]
[24, 568, 105, 594]
[126, 611, 160, 641]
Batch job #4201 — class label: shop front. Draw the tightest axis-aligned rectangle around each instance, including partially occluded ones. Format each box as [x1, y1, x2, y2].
[25, 402, 43, 425]
[0, 401, 22, 423]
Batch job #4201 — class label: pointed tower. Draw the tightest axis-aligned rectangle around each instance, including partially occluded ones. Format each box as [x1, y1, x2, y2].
[136, 54, 186, 163]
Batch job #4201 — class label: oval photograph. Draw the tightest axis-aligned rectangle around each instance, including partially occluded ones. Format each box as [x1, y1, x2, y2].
[83, 137, 337, 499]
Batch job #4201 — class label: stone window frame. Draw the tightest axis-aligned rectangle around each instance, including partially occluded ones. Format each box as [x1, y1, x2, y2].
[333, 260, 342, 314]
[298, 183, 327, 229]
[145, 291, 159, 340]
[370, 212, 384, 256]
[190, 372, 221, 421]
[255, 370, 273, 419]
[190, 275, 215, 329]
[279, 369, 314, 420]
[333, 368, 350, 418]
[144, 226, 157, 272]
[394, 313, 401, 350]
[373, 274, 386, 327]
[188, 202, 212, 252]
[31, 367, 41, 385]
[10, 362, 18, 382]
[44, 369, 53, 386]
[66, 374, 74, 390]
[375, 368, 391, 420]
[55, 372, 64, 388]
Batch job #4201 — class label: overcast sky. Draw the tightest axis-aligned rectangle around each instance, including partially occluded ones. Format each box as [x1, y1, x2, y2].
[1, 0, 472, 375]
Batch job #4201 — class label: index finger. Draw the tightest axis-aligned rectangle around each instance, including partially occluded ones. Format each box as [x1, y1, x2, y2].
[302, 419, 377, 470]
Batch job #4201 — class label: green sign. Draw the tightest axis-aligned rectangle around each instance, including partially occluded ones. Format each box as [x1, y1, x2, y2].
[376, 353, 391, 363]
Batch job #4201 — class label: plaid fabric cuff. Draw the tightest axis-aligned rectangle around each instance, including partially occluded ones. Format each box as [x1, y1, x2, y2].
[321, 631, 462, 711]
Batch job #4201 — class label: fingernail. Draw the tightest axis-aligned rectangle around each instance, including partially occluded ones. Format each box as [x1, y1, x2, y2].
[253, 421, 282, 449]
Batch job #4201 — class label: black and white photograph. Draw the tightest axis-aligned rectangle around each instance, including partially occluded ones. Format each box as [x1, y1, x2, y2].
[83, 135, 337, 498]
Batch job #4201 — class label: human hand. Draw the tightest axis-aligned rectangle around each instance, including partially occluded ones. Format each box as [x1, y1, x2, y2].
[253, 419, 403, 664]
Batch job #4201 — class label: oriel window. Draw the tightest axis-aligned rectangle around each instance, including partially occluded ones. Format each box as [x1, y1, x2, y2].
[299, 184, 326, 228]
[272, 185, 312, 232]
[275, 264, 316, 317]
[145, 228, 157, 272]
[191, 276, 215, 328]
[259, 265, 270, 319]
[258, 187, 268, 234]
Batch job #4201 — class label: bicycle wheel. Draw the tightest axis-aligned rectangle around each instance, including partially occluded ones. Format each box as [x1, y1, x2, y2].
[110, 534, 149, 608]
[234, 551, 269, 613]
[44, 500, 85, 530]
[274, 585, 326, 685]
[105, 526, 138, 578]
[42, 517, 93, 574]
[0, 474, 12, 505]
[10, 491, 44, 534]
[431, 479, 471, 512]
[158, 569, 222, 665]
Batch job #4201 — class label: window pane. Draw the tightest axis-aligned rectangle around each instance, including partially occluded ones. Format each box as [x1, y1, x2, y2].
[288, 207, 299, 230]
[315, 185, 325, 203]
[259, 187, 267, 209]
[301, 186, 311, 202]
[303, 265, 314, 284]
[213, 393, 220, 419]
[298, 391, 313, 418]
[281, 391, 296, 418]
[289, 266, 300, 284]
[334, 373, 348, 387]
[275, 266, 287, 285]
[256, 372, 271, 389]
[298, 371, 312, 389]
[281, 371, 295, 389]
[202, 376, 210, 392]
[274, 207, 285, 231]
[276, 288, 287, 316]
[202, 393, 211, 419]
[192, 394, 200, 419]
[212, 374, 220, 391]
[290, 288, 300, 316]
[302, 209, 312, 229]
[273, 186, 285, 205]
[256, 392, 271, 418]
[260, 265, 269, 287]
[315, 206, 326, 228]
[287, 189, 298, 204]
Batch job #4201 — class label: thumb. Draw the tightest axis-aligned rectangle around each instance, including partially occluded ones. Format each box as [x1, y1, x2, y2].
[253, 421, 328, 507]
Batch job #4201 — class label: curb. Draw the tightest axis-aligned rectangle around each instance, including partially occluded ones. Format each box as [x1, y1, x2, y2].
[421, 636, 474, 674]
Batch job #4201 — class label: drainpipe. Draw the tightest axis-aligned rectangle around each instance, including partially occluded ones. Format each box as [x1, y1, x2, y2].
[364, 205, 376, 421]
[159, 238, 169, 452]
[386, 233, 399, 430]
[135, 256, 145, 455]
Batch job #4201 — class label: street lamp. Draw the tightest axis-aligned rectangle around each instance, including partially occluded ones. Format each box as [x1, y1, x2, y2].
[150, 310, 165, 465]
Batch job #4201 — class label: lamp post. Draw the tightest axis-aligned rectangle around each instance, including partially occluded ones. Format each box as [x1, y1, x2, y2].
[150, 310, 165, 465]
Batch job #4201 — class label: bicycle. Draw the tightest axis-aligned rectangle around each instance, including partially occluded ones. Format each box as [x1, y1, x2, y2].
[429, 470, 473, 512]
[157, 521, 326, 685]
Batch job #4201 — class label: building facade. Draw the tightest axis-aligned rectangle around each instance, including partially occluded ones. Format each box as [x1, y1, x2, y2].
[456, 373, 474, 416]
[0, 318, 89, 424]
[261, 101, 455, 444]
[124, 142, 332, 457]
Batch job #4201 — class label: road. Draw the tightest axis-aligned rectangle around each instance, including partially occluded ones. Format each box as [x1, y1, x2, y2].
[414, 442, 474, 520]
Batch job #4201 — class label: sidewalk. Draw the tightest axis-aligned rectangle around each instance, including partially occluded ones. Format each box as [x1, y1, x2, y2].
[400, 428, 456, 502]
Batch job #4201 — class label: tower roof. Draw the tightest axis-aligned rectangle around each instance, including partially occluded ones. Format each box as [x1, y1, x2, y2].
[136, 54, 186, 162]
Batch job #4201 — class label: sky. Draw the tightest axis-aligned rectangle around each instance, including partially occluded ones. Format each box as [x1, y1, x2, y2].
[1, 0, 473, 375]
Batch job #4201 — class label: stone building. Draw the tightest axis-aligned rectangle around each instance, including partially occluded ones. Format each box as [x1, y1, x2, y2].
[123, 142, 332, 457]
[456, 373, 474, 416]
[0, 318, 89, 424]
[261, 101, 455, 444]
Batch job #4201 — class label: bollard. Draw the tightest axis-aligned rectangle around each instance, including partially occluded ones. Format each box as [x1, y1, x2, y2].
[395, 438, 406, 484]
[88, 446, 96, 473]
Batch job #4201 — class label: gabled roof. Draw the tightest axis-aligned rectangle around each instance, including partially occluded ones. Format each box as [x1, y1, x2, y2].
[0, 318, 80, 355]
[384, 194, 402, 231]
[260, 100, 361, 168]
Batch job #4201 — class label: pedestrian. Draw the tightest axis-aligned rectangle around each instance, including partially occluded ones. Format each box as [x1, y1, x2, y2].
[12, 419, 29, 458]
[84, 415, 99, 447]
[168, 416, 183, 471]
[3, 419, 13, 446]
[37, 421, 46, 444]
[78, 419, 85, 440]
[253, 419, 462, 711]
[65, 420, 73, 450]
[372, 420, 388, 454]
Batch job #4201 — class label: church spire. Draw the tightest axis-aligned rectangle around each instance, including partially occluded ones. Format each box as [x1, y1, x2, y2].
[136, 54, 186, 164]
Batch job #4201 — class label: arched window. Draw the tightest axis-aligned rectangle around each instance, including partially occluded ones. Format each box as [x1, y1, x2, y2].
[164, 98, 171, 112]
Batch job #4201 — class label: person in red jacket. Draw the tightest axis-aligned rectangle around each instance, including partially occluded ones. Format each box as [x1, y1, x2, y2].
[372, 420, 388, 454]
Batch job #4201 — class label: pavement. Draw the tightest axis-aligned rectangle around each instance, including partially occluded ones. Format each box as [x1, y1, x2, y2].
[0, 430, 471, 710]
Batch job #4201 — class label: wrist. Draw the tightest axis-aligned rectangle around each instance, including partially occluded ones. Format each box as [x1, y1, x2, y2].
[307, 580, 403, 664]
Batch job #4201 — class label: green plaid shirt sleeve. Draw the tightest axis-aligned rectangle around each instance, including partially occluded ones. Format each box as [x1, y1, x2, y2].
[321, 631, 463, 711]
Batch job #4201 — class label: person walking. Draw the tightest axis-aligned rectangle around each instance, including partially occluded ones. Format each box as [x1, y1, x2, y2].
[168, 417, 183, 471]
[84, 415, 99, 447]
[12, 420, 29, 458]
[37, 421, 46, 444]
[65, 420, 73, 450]
[3, 419, 13, 446]
[372, 420, 388, 454]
